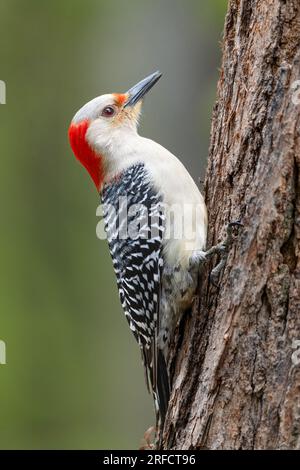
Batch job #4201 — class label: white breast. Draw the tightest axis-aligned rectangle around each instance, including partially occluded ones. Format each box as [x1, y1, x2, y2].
[88, 127, 208, 268]
[138, 138, 207, 268]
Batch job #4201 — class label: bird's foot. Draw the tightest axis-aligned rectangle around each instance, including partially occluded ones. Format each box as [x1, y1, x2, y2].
[139, 426, 157, 450]
[208, 221, 243, 286]
[190, 220, 243, 286]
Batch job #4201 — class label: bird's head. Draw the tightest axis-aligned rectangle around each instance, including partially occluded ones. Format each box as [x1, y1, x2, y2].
[68, 71, 162, 192]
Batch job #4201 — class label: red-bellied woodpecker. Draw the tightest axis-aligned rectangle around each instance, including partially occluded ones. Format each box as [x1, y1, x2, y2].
[68, 72, 239, 431]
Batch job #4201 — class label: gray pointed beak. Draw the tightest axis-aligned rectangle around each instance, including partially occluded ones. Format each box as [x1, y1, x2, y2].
[124, 71, 162, 108]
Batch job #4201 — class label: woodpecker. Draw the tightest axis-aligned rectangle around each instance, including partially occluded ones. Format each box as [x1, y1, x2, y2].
[68, 72, 236, 431]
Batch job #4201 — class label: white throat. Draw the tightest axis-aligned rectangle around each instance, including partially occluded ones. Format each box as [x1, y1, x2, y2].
[86, 123, 142, 182]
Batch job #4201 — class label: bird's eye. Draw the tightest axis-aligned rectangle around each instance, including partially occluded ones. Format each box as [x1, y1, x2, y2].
[101, 106, 116, 118]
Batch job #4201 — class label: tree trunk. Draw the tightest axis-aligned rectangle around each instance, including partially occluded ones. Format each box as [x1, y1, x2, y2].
[162, 0, 300, 450]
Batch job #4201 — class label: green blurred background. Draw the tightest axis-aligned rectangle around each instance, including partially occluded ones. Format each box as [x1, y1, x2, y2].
[0, 0, 227, 449]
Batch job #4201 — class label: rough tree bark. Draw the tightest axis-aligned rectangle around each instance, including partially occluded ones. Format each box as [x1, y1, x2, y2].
[162, 0, 300, 450]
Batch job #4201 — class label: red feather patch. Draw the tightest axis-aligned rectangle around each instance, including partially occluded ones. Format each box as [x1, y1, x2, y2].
[113, 93, 127, 106]
[68, 120, 104, 192]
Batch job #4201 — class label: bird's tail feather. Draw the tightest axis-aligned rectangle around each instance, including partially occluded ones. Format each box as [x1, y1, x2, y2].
[141, 346, 170, 427]
[156, 349, 170, 425]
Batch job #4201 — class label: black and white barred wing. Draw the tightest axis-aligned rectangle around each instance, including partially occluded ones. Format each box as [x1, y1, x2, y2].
[117, 200, 164, 348]
[102, 164, 169, 420]
[101, 164, 164, 344]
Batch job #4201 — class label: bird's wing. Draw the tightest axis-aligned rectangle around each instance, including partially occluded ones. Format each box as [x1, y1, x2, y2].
[102, 163, 168, 418]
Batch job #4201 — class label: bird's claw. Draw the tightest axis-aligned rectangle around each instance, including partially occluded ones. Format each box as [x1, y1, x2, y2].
[209, 265, 223, 287]
[189, 220, 243, 285]
[208, 220, 243, 286]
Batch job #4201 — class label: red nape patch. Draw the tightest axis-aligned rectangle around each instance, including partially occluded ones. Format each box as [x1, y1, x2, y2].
[68, 120, 104, 192]
[113, 93, 127, 106]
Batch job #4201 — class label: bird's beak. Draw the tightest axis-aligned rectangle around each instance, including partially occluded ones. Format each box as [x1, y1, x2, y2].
[124, 71, 162, 108]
